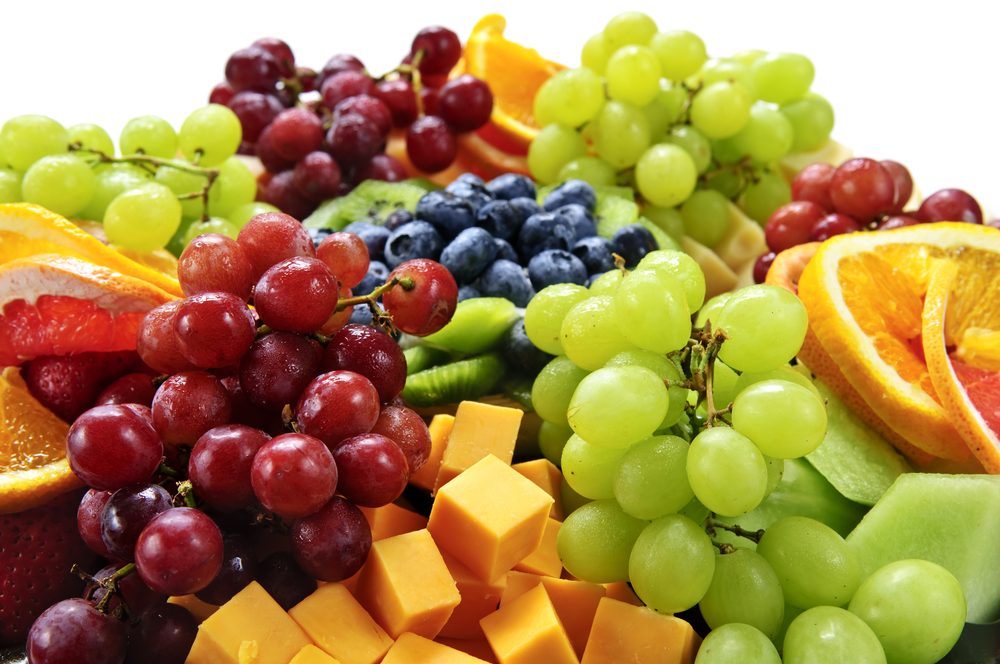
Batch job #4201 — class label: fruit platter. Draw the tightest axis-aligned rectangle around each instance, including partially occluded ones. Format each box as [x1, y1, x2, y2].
[1, 10, 999, 664]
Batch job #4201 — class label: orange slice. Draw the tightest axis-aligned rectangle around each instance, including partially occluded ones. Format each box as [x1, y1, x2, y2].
[0, 254, 178, 366]
[0, 203, 182, 297]
[798, 222, 1000, 461]
[0, 366, 82, 514]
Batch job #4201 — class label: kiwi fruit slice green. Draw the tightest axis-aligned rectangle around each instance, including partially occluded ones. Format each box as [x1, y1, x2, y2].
[304, 180, 427, 230]
[422, 298, 518, 355]
[403, 346, 452, 376]
[402, 352, 507, 408]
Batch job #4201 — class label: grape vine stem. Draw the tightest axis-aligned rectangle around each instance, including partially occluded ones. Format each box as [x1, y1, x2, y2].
[706, 517, 765, 544]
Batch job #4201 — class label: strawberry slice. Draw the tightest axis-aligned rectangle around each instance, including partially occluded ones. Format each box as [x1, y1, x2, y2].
[24, 350, 138, 423]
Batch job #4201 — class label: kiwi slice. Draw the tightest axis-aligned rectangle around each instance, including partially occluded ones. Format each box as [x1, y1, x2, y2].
[403, 346, 452, 376]
[422, 298, 518, 355]
[304, 180, 427, 230]
[402, 352, 507, 408]
[500, 372, 534, 411]
[403, 177, 442, 192]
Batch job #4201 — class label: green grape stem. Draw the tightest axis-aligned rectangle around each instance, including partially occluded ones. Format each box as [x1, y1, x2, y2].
[156, 460, 181, 479]
[712, 541, 738, 554]
[175, 480, 198, 509]
[706, 517, 765, 544]
[670, 321, 733, 429]
[674, 83, 700, 127]
[71, 562, 137, 615]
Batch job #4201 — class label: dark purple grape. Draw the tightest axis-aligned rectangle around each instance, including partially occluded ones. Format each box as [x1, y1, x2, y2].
[87, 564, 166, 616]
[293, 151, 342, 202]
[195, 534, 258, 605]
[411, 26, 462, 76]
[188, 424, 271, 512]
[256, 551, 317, 611]
[406, 116, 456, 173]
[26, 598, 127, 664]
[325, 114, 383, 167]
[753, 252, 776, 284]
[320, 71, 377, 111]
[124, 603, 198, 664]
[318, 54, 366, 89]
[101, 484, 173, 562]
[95, 373, 157, 408]
[255, 124, 295, 174]
[374, 79, 418, 127]
[252, 37, 295, 78]
[225, 46, 281, 93]
[291, 496, 371, 582]
[334, 95, 392, 139]
[239, 331, 321, 411]
[135, 508, 225, 596]
[355, 154, 407, 183]
[264, 169, 319, 221]
[209, 81, 235, 106]
[437, 75, 494, 133]
[322, 324, 406, 403]
[916, 188, 983, 224]
[227, 91, 284, 143]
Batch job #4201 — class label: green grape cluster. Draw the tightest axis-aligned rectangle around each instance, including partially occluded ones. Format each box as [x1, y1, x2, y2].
[0, 106, 264, 254]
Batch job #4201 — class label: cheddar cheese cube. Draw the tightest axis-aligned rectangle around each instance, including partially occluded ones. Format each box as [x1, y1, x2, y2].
[435, 638, 499, 663]
[434, 401, 523, 493]
[581, 597, 701, 664]
[184, 581, 312, 664]
[480, 584, 579, 664]
[428, 454, 554, 583]
[359, 502, 428, 542]
[603, 581, 643, 606]
[512, 458, 564, 521]
[501, 571, 605, 660]
[169, 594, 219, 623]
[288, 582, 393, 664]
[513, 518, 562, 578]
[438, 550, 507, 640]
[382, 632, 490, 664]
[289, 644, 342, 664]
[409, 414, 454, 492]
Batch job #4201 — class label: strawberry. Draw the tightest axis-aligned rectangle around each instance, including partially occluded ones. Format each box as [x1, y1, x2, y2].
[24, 350, 138, 423]
[0, 490, 101, 648]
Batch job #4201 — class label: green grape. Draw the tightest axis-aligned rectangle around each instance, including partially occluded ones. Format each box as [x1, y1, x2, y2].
[690, 82, 752, 139]
[732, 380, 827, 459]
[680, 189, 731, 247]
[783, 607, 886, 664]
[603, 11, 657, 49]
[641, 204, 684, 241]
[709, 137, 747, 165]
[560, 295, 639, 370]
[782, 94, 835, 153]
[588, 270, 624, 296]
[687, 427, 768, 517]
[731, 102, 794, 162]
[635, 144, 697, 207]
[641, 99, 673, 138]
[613, 268, 690, 353]
[0, 115, 69, 171]
[694, 623, 781, 664]
[21, 155, 96, 218]
[756, 516, 861, 609]
[531, 355, 590, 426]
[613, 435, 692, 519]
[0, 141, 7, 168]
[561, 476, 593, 518]
[179, 105, 242, 167]
[227, 201, 279, 228]
[581, 33, 612, 76]
[648, 30, 707, 82]
[78, 164, 152, 222]
[662, 125, 712, 174]
[699, 549, 785, 638]
[155, 161, 211, 218]
[538, 421, 573, 468]
[567, 366, 667, 449]
[712, 359, 740, 408]
[751, 53, 815, 105]
[734, 365, 822, 401]
[103, 182, 183, 252]
[527, 123, 587, 184]
[694, 59, 757, 98]
[557, 498, 647, 583]
[557, 156, 617, 187]
[731, 49, 767, 67]
[773, 603, 805, 651]
[524, 283, 590, 355]
[120, 116, 177, 159]
[605, 349, 690, 429]
[763, 455, 784, 497]
[0, 169, 22, 203]
[205, 156, 257, 218]
[716, 284, 808, 373]
[68, 123, 114, 157]
[593, 100, 650, 169]
[679, 496, 710, 523]
[534, 67, 606, 128]
[848, 560, 965, 664]
[705, 171, 743, 201]
[561, 434, 626, 499]
[695, 292, 733, 328]
[182, 217, 240, 244]
[741, 172, 791, 224]
[656, 81, 688, 125]
[166, 217, 197, 257]
[606, 46, 662, 107]
[629, 514, 715, 613]
[635, 250, 707, 311]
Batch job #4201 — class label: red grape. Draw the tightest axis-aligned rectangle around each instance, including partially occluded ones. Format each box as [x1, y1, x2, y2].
[369, 405, 431, 474]
[295, 370, 381, 450]
[137, 301, 198, 376]
[916, 188, 983, 224]
[791, 162, 835, 211]
[319, 54, 367, 89]
[411, 26, 462, 76]
[291, 496, 371, 582]
[880, 159, 913, 214]
[123, 603, 198, 664]
[293, 151, 342, 202]
[251, 433, 338, 518]
[437, 75, 494, 133]
[135, 507, 224, 596]
[406, 116, 457, 173]
[265, 170, 318, 221]
[26, 598, 127, 664]
[188, 424, 271, 512]
[254, 257, 339, 333]
[195, 534, 258, 605]
[810, 213, 864, 242]
[209, 81, 235, 107]
[764, 201, 827, 253]
[225, 46, 281, 93]
[322, 324, 407, 403]
[78, 489, 114, 557]
[66, 404, 163, 491]
[219, 375, 285, 436]
[382, 258, 458, 336]
[268, 108, 324, 162]
[237, 211, 317, 281]
[325, 114, 383, 167]
[317, 232, 369, 289]
[355, 154, 407, 182]
[252, 37, 295, 78]
[173, 292, 256, 369]
[318, 285, 354, 336]
[101, 483, 173, 562]
[753, 252, 776, 284]
[178, 233, 254, 301]
[332, 433, 408, 508]
[239, 331, 321, 411]
[375, 79, 418, 127]
[227, 91, 284, 143]
[829, 158, 897, 222]
[420, 86, 440, 118]
[255, 124, 295, 174]
[334, 95, 392, 139]
[876, 215, 920, 231]
[321, 71, 377, 110]
[151, 371, 232, 449]
[256, 551, 317, 611]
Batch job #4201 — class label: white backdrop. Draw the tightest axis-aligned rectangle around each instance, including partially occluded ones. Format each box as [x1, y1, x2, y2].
[2, 0, 998, 215]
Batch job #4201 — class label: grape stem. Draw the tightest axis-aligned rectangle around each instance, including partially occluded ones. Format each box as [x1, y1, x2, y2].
[157, 461, 181, 479]
[336, 276, 415, 310]
[90, 563, 137, 614]
[712, 541, 738, 554]
[670, 322, 732, 429]
[175, 480, 198, 509]
[612, 253, 628, 276]
[410, 50, 426, 118]
[706, 518, 765, 544]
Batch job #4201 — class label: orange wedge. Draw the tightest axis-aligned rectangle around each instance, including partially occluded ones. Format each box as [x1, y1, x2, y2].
[0, 203, 182, 297]
[0, 366, 82, 514]
[0, 254, 178, 366]
[798, 222, 1000, 462]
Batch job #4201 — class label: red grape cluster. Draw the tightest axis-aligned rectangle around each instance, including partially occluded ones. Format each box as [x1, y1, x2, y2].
[26, 213, 458, 664]
[753, 158, 986, 282]
[211, 28, 494, 220]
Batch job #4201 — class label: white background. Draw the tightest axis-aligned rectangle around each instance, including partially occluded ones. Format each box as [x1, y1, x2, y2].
[1, 0, 998, 215]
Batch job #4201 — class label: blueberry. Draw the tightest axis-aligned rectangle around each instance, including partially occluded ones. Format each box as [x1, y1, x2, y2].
[478, 259, 535, 307]
[356, 260, 390, 296]
[349, 304, 374, 326]
[612, 224, 659, 267]
[494, 238, 519, 263]
[384, 209, 414, 231]
[527, 249, 588, 290]
[487, 173, 536, 201]
[457, 285, 481, 302]
[439, 227, 499, 284]
[555, 204, 597, 241]
[543, 179, 597, 213]
[342, 221, 391, 262]
[500, 318, 555, 374]
[572, 236, 617, 274]
[445, 182, 493, 214]
[414, 191, 476, 241]
[509, 196, 543, 221]
[476, 200, 523, 241]
[307, 227, 333, 248]
[384, 221, 444, 268]
[453, 173, 488, 192]
[517, 213, 576, 262]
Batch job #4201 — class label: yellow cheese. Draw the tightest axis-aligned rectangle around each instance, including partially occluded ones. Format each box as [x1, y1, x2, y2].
[679, 236, 738, 300]
[184, 582, 312, 664]
[480, 584, 579, 664]
[434, 401, 523, 493]
[581, 597, 701, 664]
[169, 594, 219, 623]
[359, 502, 428, 542]
[435, 638, 499, 663]
[409, 414, 454, 493]
[288, 644, 342, 664]
[288, 582, 394, 664]
[354, 529, 461, 639]
[428, 454, 553, 584]
[438, 550, 507, 640]
[512, 458, 564, 521]
[713, 203, 768, 273]
[501, 571, 605, 660]
[382, 632, 491, 664]
[513, 518, 562, 578]
[603, 581, 643, 607]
